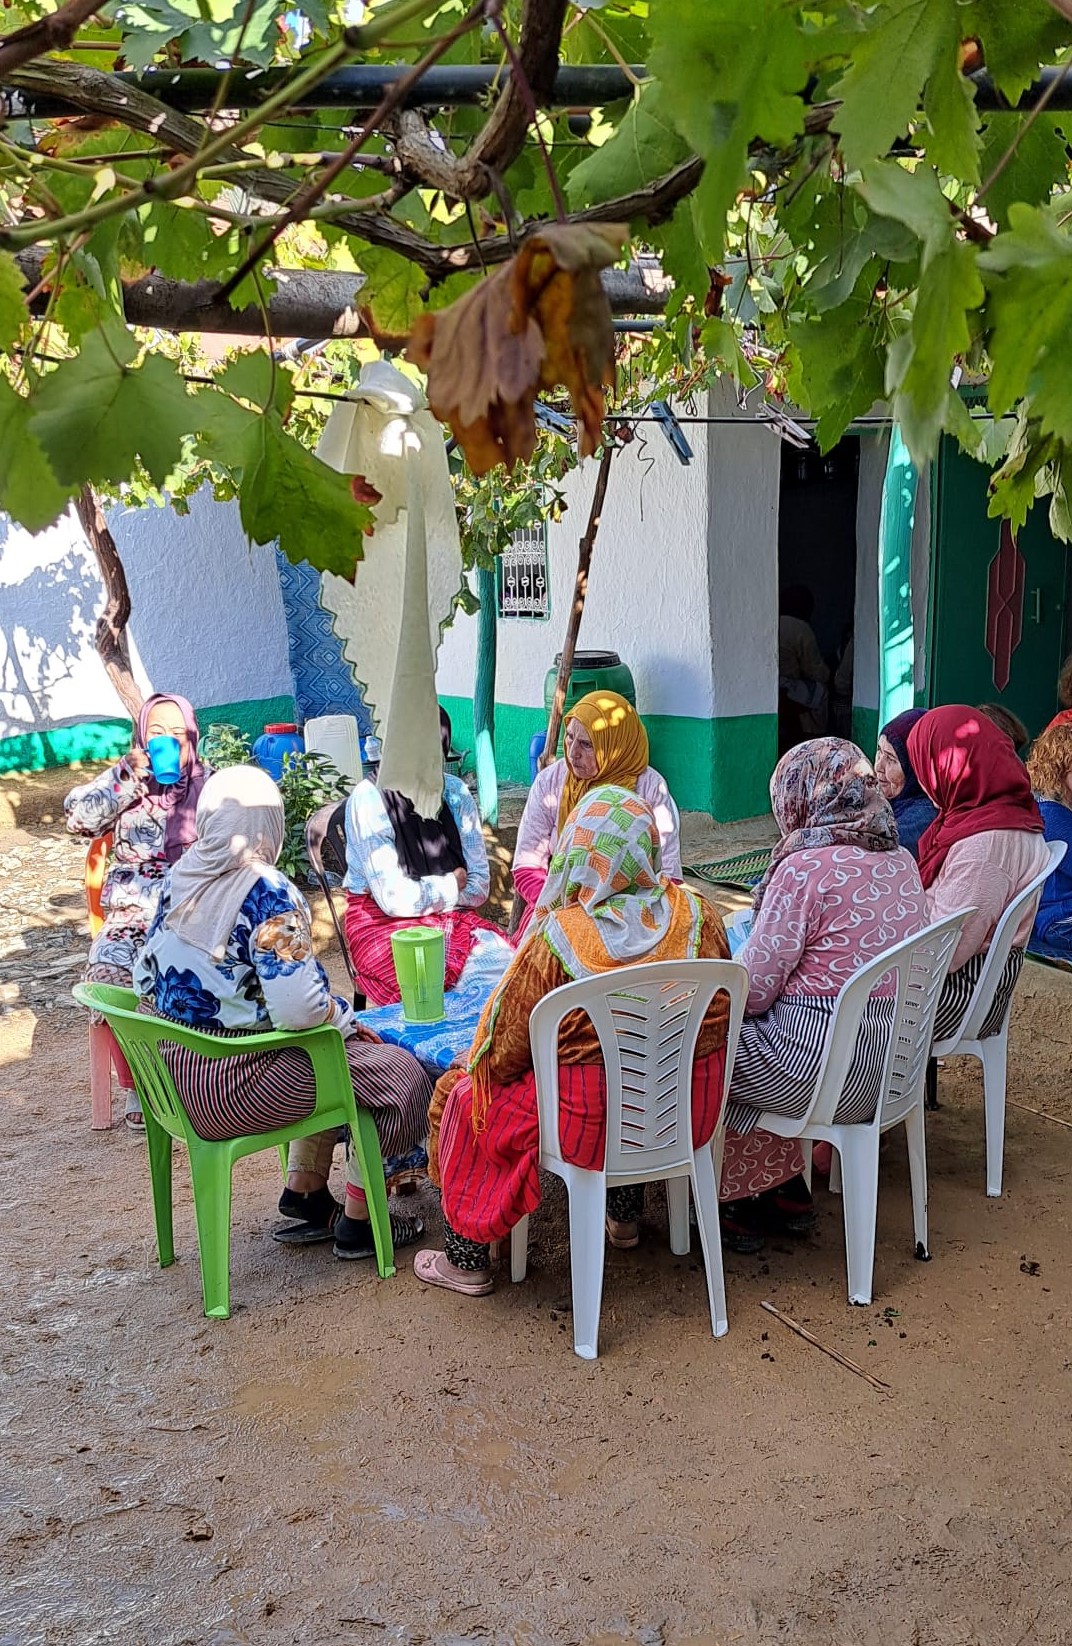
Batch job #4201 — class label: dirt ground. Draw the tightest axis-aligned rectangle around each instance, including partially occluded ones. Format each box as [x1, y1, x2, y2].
[3, 766, 1072, 1646]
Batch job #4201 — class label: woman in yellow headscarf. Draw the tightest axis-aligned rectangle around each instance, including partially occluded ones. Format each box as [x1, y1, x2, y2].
[511, 690, 681, 930]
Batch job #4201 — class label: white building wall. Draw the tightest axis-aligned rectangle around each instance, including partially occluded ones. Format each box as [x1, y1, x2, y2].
[437, 415, 716, 718]
[0, 489, 292, 739]
[705, 379, 780, 719]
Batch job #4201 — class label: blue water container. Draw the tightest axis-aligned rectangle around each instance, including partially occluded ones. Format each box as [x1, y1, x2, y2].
[529, 732, 547, 780]
[253, 722, 304, 782]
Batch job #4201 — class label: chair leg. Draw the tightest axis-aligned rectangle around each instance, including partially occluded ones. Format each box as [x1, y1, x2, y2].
[835, 1128, 882, 1307]
[350, 1108, 396, 1279]
[510, 1214, 529, 1283]
[980, 1032, 1009, 1198]
[903, 1105, 929, 1259]
[828, 1147, 843, 1196]
[800, 1138, 813, 1194]
[89, 1020, 114, 1129]
[187, 1145, 235, 1320]
[566, 1174, 607, 1361]
[689, 1148, 729, 1339]
[667, 1176, 690, 1255]
[143, 1108, 175, 1268]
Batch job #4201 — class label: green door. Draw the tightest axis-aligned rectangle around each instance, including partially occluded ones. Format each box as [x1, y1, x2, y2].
[929, 438, 1069, 736]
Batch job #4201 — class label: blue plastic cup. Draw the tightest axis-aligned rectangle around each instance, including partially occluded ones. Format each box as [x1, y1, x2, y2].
[147, 734, 182, 786]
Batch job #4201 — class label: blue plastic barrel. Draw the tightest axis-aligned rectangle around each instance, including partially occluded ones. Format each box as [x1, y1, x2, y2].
[253, 722, 304, 782]
[529, 731, 547, 780]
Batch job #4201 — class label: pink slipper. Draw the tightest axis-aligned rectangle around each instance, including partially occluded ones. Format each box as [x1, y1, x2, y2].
[413, 1248, 494, 1296]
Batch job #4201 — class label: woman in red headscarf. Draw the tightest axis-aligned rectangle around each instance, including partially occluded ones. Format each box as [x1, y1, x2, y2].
[907, 706, 1050, 1041]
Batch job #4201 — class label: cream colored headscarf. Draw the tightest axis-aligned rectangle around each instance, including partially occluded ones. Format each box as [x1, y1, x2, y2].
[164, 765, 285, 961]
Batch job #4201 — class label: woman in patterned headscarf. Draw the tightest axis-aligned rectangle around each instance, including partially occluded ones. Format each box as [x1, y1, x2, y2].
[721, 738, 927, 1233]
[414, 786, 805, 1295]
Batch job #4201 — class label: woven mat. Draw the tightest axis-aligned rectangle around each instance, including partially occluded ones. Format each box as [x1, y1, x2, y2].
[685, 847, 772, 890]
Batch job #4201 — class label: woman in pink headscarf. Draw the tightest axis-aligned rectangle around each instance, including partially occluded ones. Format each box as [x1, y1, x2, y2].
[65, 693, 208, 1126]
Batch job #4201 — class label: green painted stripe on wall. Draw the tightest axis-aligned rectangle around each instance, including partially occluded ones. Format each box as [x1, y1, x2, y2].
[439, 697, 776, 821]
[852, 706, 880, 756]
[0, 695, 297, 774]
[0, 719, 132, 775]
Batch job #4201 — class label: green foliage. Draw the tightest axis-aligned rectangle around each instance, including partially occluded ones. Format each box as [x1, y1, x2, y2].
[199, 722, 253, 768]
[0, 0, 1071, 548]
[276, 750, 349, 881]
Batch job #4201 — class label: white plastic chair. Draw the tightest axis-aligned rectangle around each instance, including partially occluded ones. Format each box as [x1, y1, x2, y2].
[933, 839, 1066, 1198]
[509, 959, 749, 1360]
[753, 913, 969, 1307]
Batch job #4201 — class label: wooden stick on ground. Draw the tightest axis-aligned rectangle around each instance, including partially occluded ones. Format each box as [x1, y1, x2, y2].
[760, 1300, 891, 1393]
[1008, 1099, 1072, 1132]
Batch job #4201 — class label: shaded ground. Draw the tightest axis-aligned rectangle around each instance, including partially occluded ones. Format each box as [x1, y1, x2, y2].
[2, 766, 1072, 1646]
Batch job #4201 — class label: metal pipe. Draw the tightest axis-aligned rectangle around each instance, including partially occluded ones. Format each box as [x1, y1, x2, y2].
[6, 61, 1070, 120]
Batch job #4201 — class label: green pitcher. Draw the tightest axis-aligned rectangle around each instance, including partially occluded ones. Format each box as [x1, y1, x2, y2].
[390, 927, 446, 1024]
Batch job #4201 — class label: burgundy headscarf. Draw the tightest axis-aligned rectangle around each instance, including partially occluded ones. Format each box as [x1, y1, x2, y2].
[753, 736, 898, 910]
[907, 706, 1043, 890]
[135, 692, 206, 864]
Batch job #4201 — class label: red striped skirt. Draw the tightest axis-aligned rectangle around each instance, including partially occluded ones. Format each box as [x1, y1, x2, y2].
[344, 892, 501, 1007]
[439, 1049, 728, 1245]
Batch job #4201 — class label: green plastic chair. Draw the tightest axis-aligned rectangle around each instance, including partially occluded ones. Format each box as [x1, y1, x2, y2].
[72, 983, 396, 1318]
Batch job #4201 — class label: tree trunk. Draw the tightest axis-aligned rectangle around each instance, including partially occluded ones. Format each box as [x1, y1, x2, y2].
[540, 442, 616, 769]
[76, 485, 143, 721]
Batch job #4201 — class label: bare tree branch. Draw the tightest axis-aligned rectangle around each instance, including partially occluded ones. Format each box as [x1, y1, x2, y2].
[0, 0, 103, 77]
[76, 486, 143, 721]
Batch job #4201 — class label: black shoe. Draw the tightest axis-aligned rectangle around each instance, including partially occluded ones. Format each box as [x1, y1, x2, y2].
[333, 1211, 425, 1262]
[272, 1186, 342, 1245]
[719, 1209, 766, 1255]
[753, 1176, 818, 1237]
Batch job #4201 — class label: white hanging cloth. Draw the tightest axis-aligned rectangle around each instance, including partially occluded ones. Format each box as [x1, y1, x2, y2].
[317, 360, 463, 820]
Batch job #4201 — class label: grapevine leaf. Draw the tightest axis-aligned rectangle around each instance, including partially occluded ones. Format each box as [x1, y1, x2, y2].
[857, 160, 951, 250]
[217, 350, 295, 417]
[29, 321, 194, 489]
[355, 244, 426, 334]
[138, 199, 239, 282]
[649, 0, 809, 257]
[649, 196, 709, 315]
[980, 204, 1072, 442]
[921, 13, 980, 182]
[0, 379, 73, 533]
[787, 296, 886, 451]
[0, 251, 29, 349]
[114, 0, 287, 69]
[833, 0, 950, 174]
[979, 113, 1067, 229]
[234, 415, 369, 574]
[888, 240, 984, 464]
[970, 0, 1072, 103]
[566, 83, 689, 210]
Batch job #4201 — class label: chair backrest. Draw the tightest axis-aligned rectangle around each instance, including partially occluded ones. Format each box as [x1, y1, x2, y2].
[527, 959, 749, 1179]
[72, 981, 352, 1146]
[85, 832, 113, 936]
[955, 838, 1066, 1042]
[305, 801, 356, 985]
[801, 911, 970, 1130]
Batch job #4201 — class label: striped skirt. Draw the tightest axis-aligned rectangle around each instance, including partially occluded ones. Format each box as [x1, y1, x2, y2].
[344, 892, 501, 1008]
[159, 1034, 432, 1152]
[724, 993, 897, 1134]
[932, 947, 1024, 1044]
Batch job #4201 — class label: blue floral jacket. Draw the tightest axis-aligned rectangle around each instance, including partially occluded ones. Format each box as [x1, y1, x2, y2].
[134, 866, 354, 1037]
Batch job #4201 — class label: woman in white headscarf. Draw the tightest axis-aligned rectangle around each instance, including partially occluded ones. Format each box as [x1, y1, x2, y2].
[135, 766, 432, 1261]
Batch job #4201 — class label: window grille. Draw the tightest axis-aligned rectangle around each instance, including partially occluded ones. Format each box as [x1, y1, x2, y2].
[497, 526, 550, 619]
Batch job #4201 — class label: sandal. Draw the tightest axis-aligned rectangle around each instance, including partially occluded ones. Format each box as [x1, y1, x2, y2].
[272, 1186, 343, 1245]
[333, 1211, 424, 1262]
[606, 1216, 640, 1250]
[123, 1091, 145, 1132]
[412, 1248, 494, 1296]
